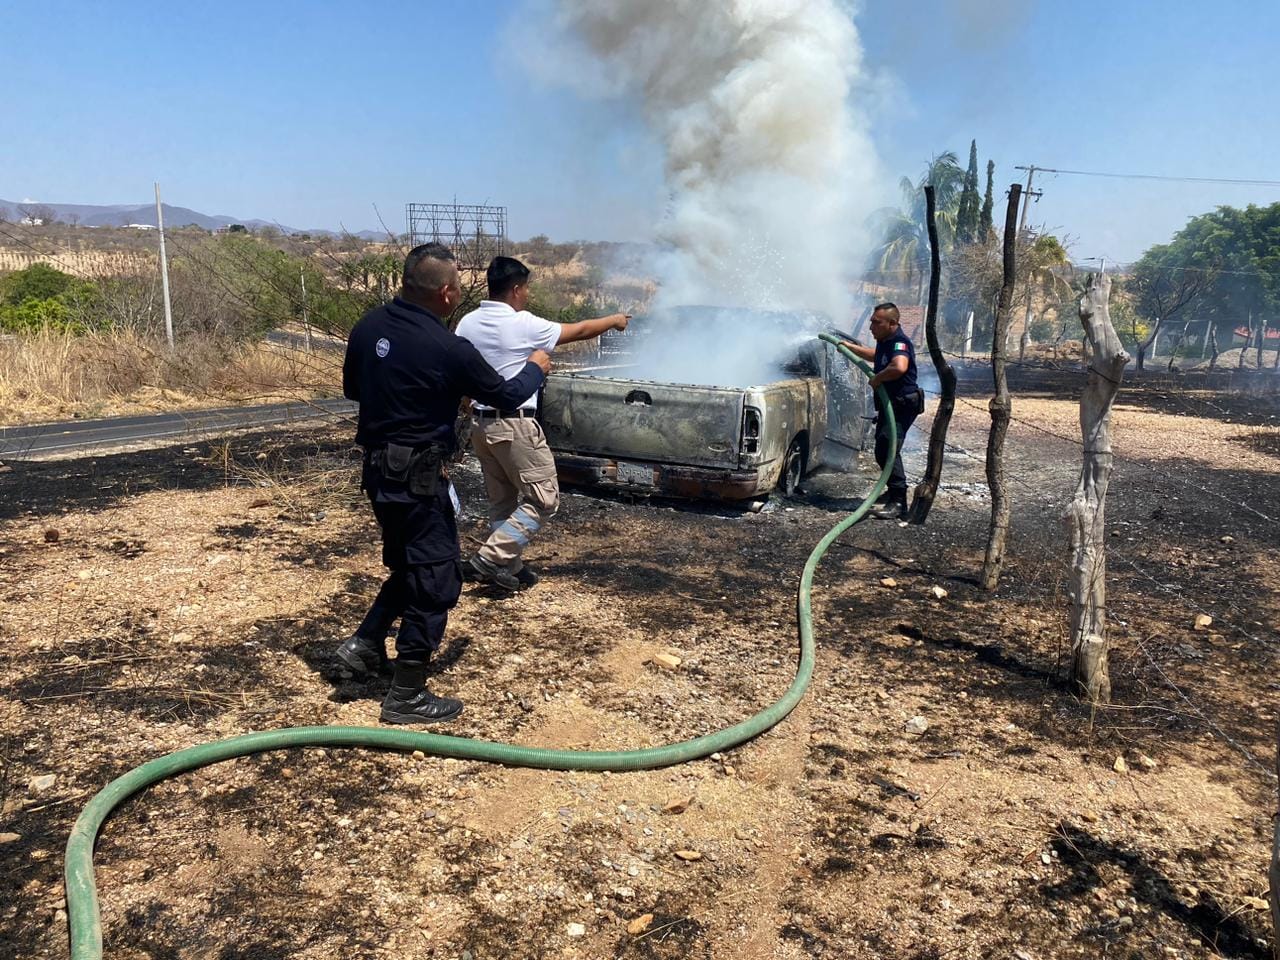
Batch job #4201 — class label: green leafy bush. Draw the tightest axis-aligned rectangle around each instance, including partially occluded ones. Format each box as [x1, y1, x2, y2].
[0, 263, 101, 333]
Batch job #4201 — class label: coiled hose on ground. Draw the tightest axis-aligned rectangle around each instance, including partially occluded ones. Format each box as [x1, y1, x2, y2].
[64, 335, 896, 959]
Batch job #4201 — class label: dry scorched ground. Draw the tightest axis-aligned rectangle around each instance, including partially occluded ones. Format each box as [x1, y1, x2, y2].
[1, 376, 1278, 959]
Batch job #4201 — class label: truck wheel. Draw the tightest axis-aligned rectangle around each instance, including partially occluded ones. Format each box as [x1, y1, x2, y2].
[779, 439, 804, 495]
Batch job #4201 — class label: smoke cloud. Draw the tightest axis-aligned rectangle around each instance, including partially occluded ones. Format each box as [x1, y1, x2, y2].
[525, 0, 882, 383]
[621, 306, 826, 388]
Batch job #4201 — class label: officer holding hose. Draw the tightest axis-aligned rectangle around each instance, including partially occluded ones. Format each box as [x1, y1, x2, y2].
[841, 302, 924, 520]
[335, 243, 551, 724]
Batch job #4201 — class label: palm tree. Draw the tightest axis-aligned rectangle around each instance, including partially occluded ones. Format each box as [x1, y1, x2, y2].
[1017, 234, 1072, 359]
[871, 152, 965, 304]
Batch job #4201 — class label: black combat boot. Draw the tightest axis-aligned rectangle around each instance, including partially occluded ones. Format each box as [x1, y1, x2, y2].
[468, 554, 519, 592]
[380, 660, 463, 724]
[871, 493, 909, 521]
[335, 633, 391, 678]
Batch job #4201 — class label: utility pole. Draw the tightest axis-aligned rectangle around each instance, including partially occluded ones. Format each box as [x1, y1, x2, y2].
[1012, 166, 1045, 358]
[154, 183, 174, 350]
[1013, 165, 1045, 234]
[300, 266, 312, 353]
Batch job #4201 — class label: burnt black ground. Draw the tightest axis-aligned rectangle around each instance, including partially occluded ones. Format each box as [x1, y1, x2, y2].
[1, 370, 1278, 959]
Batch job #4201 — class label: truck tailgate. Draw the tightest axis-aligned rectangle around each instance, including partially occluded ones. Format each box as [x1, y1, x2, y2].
[541, 374, 744, 468]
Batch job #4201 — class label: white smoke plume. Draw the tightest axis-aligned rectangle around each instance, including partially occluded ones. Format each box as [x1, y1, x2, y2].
[529, 0, 881, 337]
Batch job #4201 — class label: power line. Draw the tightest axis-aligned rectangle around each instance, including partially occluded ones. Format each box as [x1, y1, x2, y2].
[916, 412, 1278, 677]
[1023, 165, 1280, 188]
[931, 434, 1276, 661]
[906, 369, 1280, 528]
[1118, 262, 1280, 280]
[946, 392, 1280, 527]
[0, 224, 84, 275]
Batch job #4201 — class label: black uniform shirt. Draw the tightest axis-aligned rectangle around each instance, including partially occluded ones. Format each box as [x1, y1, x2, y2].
[873, 329, 919, 403]
[343, 296, 545, 451]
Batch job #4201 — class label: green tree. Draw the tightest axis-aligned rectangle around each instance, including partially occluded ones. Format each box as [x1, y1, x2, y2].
[2, 262, 76, 304]
[1128, 202, 1280, 364]
[0, 262, 102, 333]
[955, 140, 981, 245]
[871, 152, 965, 304]
[1126, 241, 1220, 370]
[0, 296, 73, 332]
[1107, 296, 1148, 349]
[979, 159, 995, 243]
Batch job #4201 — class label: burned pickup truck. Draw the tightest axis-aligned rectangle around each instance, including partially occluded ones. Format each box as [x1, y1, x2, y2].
[540, 307, 869, 501]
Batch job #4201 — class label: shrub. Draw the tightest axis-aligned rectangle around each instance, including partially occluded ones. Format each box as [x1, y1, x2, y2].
[0, 263, 102, 333]
[2, 261, 75, 304]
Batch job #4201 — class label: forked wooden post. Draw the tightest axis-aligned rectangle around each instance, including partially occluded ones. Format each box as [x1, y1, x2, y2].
[908, 185, 956, 524]
[979, 184, 1021, 590]
[1067, 272, 1129, 703]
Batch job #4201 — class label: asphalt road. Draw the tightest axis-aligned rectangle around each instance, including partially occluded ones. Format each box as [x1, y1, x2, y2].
[0, 398, 355, 460]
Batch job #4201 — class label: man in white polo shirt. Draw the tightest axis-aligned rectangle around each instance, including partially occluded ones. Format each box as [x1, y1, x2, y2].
[455, 256, 629, 591]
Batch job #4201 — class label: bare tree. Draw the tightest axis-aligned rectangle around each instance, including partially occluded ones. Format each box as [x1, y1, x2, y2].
[1067, 273, 1129, 704]
[980, 184, 1022, 591]
[17, 203, 56, 225]
[908, 185, 956, 524]
[1166, 321, 1189, 373]
[96, 274, 160, 333]
[1135, 316, 1163, 373]
[947, 240, 1003, 353]
[1127, 264, 1215, 372]
[1207, 323, 1220, 371]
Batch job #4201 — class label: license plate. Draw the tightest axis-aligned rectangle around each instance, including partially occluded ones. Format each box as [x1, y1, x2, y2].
[616, 461, 654, 486]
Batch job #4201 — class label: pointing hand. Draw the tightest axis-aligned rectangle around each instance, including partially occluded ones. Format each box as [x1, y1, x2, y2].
[529, 349, 552, 375]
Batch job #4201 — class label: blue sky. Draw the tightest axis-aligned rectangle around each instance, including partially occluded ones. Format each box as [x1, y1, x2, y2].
[2, 0, 1277, 262]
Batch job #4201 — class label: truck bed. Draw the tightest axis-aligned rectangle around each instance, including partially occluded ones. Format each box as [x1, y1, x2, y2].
[541, 374, 746, 470]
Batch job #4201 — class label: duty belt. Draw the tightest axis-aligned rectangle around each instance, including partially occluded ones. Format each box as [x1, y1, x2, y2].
[474, 409, 537, 419]
[364, 441, 448, 496]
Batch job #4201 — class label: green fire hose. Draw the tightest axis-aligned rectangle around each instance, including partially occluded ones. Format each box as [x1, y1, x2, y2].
[64, 335, 896, 959]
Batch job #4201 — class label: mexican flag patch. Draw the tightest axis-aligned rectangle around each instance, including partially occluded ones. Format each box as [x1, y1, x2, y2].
[894, 341, 908, 352]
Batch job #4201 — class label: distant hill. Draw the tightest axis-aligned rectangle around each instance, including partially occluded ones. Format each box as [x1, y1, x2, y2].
[0, 198, 309, 233]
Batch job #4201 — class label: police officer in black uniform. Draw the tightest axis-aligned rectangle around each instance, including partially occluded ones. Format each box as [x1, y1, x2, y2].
[842, 302, 924, 520]
[335, 243, 552, 724]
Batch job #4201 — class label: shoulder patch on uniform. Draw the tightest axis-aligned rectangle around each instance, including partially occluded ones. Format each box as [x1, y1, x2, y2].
[375, 337, 391, 358]
[894, 341, 908, 352]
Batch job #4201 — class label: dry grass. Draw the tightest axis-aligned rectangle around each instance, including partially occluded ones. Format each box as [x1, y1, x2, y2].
[210, 433, 360, 517]
[0, 328, 341, 425]
[0, 248, 154, 279]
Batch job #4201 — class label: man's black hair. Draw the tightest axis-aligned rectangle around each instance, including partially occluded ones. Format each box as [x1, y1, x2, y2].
[403, 243, 456, 294]
[487, 256, 531, 299]
[873, 301, 900, 323]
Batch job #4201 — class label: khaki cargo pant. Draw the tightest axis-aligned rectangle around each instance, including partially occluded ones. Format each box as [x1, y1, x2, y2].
[470, 416, 560, 573]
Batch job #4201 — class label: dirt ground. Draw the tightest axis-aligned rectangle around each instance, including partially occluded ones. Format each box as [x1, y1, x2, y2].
[2, 369, 1279, 959]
